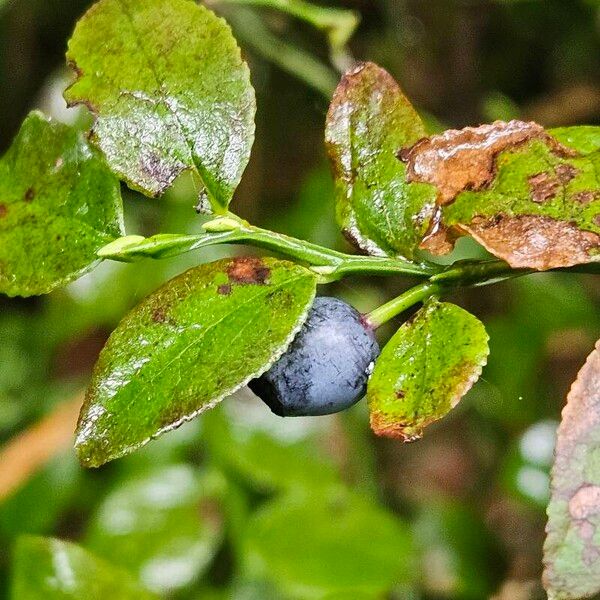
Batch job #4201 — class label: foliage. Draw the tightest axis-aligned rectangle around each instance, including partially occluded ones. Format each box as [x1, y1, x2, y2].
[544, 341, 600, 599]
[0, 0, 599, 597]
[76, 257, 316, 466]
[0, 112, 123, 296]
[65, 0, 255, 210]
[368, 300, 489, 441]
[11, 535, 158, 599]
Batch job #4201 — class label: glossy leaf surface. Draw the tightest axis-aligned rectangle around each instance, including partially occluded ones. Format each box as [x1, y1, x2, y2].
[325, 62, 437, 258]
[0, 112, 123, 296]
[65, 0, 255, 211]
[402, 121, 600, 270]
[368, 300, 489, 440]
[76, 257, 317, 467]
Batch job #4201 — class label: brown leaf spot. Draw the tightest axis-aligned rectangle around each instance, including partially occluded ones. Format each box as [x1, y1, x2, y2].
[151, 307, 174, 325]
[569, 485, 600, 520]
[395, 390, 406, 399]
[217, 284, 232, 295]
[555, 163, 579, 184]
[528, 172, 560, 203]
[139, 152, 184, 195]
[0, 204, 7, 218]
[66, 58, 84, 79]
[227, 257, 270, 285]
[463, 214, 600, 270]
[574, 191, 599, 205]
[420, 210, 462, 255]
[399, 120, 576, 205]
[24, 187, 35, 202]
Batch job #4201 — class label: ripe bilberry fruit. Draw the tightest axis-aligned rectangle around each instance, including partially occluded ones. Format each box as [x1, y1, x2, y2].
[249, 296, 380, 416]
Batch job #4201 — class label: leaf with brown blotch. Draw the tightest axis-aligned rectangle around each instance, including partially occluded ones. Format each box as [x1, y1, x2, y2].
[367, 300, 489, 441]
[65, 0, 255, 213]
[543, 340, 600, 600]
[398, 120, 600, 270]
[325, 62, 437, 259]
[76, 258, 317, 467]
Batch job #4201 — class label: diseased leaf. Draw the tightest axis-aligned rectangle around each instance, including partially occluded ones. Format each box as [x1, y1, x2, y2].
[367, 300, 489, 440]
[550, 126, 600, 155]
[0, 111, 124, 297]
[399, 120, 600, 270]
[543, 340, 600, 600]
[11, 535, 157, 599]
[65, 0, 255, 211]
[325, 62, 437, 258]
[86, 465, 223, 594]
[76, 257, 317, 467]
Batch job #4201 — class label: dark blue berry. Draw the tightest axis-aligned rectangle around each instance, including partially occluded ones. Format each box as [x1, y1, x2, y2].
[249, 297, 380, 416]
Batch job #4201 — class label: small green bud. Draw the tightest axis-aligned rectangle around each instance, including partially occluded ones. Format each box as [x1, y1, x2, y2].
[202, 217, 243, 233]
[97, 235, 146, 260]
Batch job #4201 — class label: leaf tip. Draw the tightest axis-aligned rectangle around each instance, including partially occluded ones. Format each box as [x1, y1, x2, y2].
[369, 410, 424, 442]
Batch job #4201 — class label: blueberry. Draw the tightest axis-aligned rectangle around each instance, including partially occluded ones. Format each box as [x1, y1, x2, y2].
[249, 297, 380, 416]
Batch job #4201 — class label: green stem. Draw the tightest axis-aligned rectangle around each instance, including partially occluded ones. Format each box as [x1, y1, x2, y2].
[430, 259, 530, 286]
[366, 259, 531, 328]
[212, 0, 359, 73]
[218, 6, 339, 98]
[214, 0, 359, 47]
[366, 282, 441, 328]
[98, 222, 441, 279]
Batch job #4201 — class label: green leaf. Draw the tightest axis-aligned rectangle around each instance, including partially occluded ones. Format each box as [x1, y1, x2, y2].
[203, 399, 340, 492]
[325, 62, 437, 259]
[401, 120, 600, 270]
[0, 453, 81, 537]
[543, 340, 600, 600]
[86, 465, 223, 594]
[368, 300, 489, 440]
[0, 111, 124, 297]
[65, 0, 256, 211]
[550, 125, 600, 155]
[243, 488, 416, 597]
[76, 257, 317, 467]
[321, 592, 379, 600]
[11, 536, 157, 599]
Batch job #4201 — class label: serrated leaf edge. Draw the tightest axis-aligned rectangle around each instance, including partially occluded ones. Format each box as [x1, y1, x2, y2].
[75, 271, 317, 466]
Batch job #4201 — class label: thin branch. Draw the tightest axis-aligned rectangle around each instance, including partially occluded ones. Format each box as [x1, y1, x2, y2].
[218, 6, 339, 98]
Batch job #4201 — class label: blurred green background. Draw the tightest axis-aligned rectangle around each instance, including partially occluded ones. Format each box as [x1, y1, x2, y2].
[1, 0, 599, 598]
